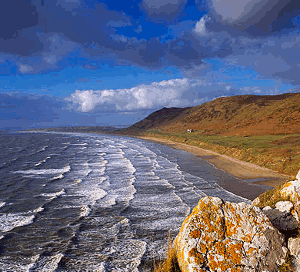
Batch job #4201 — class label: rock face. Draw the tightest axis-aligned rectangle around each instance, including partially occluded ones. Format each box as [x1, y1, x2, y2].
[262, 202, 299, 232]
[280, 169, 300, 204]
[278, 170, 300, 228]
[174, 197, 287, 272]
[288, 237, 300, 272]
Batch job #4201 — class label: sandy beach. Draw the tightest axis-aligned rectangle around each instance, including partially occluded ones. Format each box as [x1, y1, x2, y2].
[138, 136, 292, 198]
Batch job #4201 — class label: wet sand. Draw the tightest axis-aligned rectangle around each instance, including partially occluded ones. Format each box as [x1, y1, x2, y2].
[138, 136, 292, 192]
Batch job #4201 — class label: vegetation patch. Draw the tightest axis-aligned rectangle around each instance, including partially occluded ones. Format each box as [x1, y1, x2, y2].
[141, 130, 300, 176]
[279, 253, 294, 272]
[254, 181, 292, 209]
[152, 234, 181, 272]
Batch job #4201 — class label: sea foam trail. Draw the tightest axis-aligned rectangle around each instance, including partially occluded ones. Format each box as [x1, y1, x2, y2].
[0, 255, 39, 272]
[35, 156, 51, 167]
[79, 205, 91, 217]
[0, 213, 35, 233]
[30, 253, 64, 272]
[0, 205, 45, 234]
[15, 165, 71, 176]
[41, 189, 66, 200]
[37, 146, 48, 153]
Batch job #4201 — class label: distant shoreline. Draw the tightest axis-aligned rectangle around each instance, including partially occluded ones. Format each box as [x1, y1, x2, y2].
[136, 136, 292, 189]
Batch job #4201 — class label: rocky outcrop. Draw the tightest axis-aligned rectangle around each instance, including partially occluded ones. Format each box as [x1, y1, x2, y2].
[288, 238, 300, 272]
[280, 169, 300, 203]
[279, 170, 300, 224]
[262, 202, 299, 232]
[174, 197, 287, 272]
[250, 169, 300, 271]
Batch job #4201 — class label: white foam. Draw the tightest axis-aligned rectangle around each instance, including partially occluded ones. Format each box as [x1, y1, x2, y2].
[41, 189, 66, 200]
[103, 239, 147, 272]
[97, 262, 106, 272]
[50, 173, 64, 181]
[15, 165, 71, 176]
[38, 146, 48, 152]
[31, 253, 64, 272]
[71, 143, 88, 146]
[35, 156, 51, 167]
[79, 205, 91, 217]
[74, 179, 82, 183]
[0, 255, 39, 272]
[0, 202, 6, 208]
[33, 207, 44, 213]
[81, 187, 107, 203]
[0, 213, 35, 232]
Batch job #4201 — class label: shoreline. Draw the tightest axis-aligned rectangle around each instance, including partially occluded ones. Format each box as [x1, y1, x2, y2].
[137, 136, 292, 189]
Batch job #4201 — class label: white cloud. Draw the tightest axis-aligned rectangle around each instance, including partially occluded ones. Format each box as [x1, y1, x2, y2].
[67, 75, 297, 113]
[240, 86, 262, 93]
[134, 25, 143, 34]
[19, 64, 34, 74]
[194, 15, 210, 36]
[67, 78, 208, 112]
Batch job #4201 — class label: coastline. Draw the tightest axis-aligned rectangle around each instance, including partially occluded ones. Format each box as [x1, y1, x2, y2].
[137, 136, 292, 189]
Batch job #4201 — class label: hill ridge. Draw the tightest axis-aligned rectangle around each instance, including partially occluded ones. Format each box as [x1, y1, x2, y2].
[124, 92, 300, 136]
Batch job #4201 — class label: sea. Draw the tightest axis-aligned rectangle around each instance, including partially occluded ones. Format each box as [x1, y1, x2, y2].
[0, 131, 255, 272]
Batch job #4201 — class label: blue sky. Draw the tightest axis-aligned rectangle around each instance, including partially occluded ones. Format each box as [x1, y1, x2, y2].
[1, 0, 300, 130]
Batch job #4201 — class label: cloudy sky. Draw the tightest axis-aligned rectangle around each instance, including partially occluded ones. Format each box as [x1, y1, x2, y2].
[1, 0, 300, 130]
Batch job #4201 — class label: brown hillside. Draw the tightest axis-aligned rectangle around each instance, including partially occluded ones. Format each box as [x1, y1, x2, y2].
[122, 107, 191, 134]
[153, 93, 300, 136]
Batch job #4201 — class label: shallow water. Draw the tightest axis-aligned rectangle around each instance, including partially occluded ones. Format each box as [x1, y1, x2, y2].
[0, 132, 252, 271]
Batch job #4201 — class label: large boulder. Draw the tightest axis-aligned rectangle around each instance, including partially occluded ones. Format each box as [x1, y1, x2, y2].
[262, 202, 299, 232]
[288, 237, 300, 272]
[174, 197, 287, 272]
[279, 170, 300, 226]
[280, 169, 300, 204]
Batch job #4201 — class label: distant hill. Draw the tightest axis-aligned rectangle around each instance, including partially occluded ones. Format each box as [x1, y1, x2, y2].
[121, 107, 191, 134]
[123, 93, 300, 136]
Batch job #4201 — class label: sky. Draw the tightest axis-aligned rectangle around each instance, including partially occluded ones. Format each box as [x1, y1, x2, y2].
[1, 0, 300, 130]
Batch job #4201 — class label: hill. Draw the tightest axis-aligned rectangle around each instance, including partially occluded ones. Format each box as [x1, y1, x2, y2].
[121, 107, 191, 134]
[121, 93, 300, 176]
[124, 92, 300, 136]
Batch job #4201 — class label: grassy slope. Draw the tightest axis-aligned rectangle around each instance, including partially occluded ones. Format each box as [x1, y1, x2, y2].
[160, 93, 300, 136]
[139, 130, 300, 175]
[122, 93, 300, 176]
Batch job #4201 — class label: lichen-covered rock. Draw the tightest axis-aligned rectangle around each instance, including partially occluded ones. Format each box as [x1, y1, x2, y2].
[279, 173, 300, 226]
[288, 237, 300, 272]
[174, 197, 287, 272]
[262, 202, 299, 232]
[275, 201, 294, 213]
[280, 179, 300, 205]
[251, 197, 260, 206]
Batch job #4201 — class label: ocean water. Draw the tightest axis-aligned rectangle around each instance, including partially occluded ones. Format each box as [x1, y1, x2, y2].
[0, 132, 251, 272]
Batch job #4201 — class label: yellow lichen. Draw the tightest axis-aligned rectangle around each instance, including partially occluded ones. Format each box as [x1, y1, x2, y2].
[190, 229, 201, 239]
[225, 242, 243, 265]
[247, 247, 257, 255]
[188, 248, 205, 266]
[175, 197, 274, 272]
